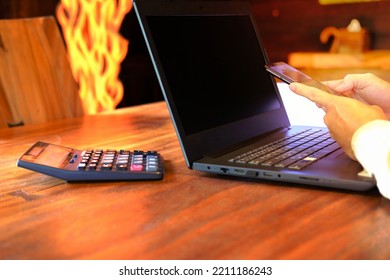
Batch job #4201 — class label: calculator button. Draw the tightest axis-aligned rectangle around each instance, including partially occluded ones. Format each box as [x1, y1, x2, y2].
[146, 165, 158, 172]
[131, 164, 143, 171]
[101, 163, 113, 170]
[117, 156, 128, 160]
[77, 163, 87, 170]
[117, 164, 128, 171]
[117, 155, 129, 159]
[88, 163, 97, 170]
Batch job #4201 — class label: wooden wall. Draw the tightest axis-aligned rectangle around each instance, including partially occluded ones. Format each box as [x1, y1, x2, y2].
[2, 0, 390, 106]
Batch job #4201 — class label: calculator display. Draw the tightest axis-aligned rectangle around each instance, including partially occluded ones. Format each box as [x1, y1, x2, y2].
[22, 143, 72, 168]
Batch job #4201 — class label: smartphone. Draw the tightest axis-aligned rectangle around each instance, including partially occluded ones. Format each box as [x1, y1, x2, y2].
[265, 62, 335, 94]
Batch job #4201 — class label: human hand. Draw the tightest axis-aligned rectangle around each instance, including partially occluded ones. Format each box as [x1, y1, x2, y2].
[324, 73, 390, 119]
[289, 82, 388, 160]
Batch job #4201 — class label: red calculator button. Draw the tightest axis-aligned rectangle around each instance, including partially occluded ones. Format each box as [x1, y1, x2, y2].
[131, 164, 143, 171]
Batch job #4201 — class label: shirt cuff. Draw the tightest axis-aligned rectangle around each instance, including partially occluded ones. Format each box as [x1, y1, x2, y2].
[352, 120, 390, 200]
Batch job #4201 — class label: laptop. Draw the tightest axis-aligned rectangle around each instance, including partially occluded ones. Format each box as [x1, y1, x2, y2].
[133, 0, 375, 191]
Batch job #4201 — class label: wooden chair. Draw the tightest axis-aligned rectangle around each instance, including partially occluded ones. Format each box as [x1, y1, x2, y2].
[0, 16, 84, 128]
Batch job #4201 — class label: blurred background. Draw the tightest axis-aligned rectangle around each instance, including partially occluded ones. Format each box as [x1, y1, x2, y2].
[1, 0, 390, 108]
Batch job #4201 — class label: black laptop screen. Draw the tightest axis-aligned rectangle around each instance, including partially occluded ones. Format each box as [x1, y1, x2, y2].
[147, 15, 281, 136]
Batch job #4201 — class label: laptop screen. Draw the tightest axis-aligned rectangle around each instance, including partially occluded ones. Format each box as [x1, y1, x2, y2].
[146, 15, 281, 136]
[135, 0, 290, 164]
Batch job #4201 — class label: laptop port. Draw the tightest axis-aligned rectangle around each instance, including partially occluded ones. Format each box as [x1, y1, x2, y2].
[263, 172, 276, 178]
[220, 168, 229, 174]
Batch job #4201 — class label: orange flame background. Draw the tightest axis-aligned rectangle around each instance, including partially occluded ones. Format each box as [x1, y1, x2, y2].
[56, 0, 132, 114]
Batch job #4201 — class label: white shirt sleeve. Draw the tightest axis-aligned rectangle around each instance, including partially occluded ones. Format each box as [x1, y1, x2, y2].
[352, 120, 390, 200]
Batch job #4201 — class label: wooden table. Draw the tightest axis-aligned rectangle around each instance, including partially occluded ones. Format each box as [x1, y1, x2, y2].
[1, 101, 390, 260]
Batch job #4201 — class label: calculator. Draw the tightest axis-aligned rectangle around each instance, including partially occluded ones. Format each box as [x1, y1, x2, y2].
[17, 141, 164, 181]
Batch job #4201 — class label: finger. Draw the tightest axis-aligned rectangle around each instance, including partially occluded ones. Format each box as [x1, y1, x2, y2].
[322, 79, 355, 98]
[322, 79, 343, 88]
[322, 79, 344, 95]
[289, 82, 336, 111]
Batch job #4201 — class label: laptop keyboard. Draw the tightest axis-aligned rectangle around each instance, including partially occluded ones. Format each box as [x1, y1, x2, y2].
[228, 128, 340, 170]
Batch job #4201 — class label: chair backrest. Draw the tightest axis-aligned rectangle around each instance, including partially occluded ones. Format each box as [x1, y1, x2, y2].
[0, 16, 84, 128]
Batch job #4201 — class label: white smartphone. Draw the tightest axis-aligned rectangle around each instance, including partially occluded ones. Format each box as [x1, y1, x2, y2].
[265, 62, 336, 94]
